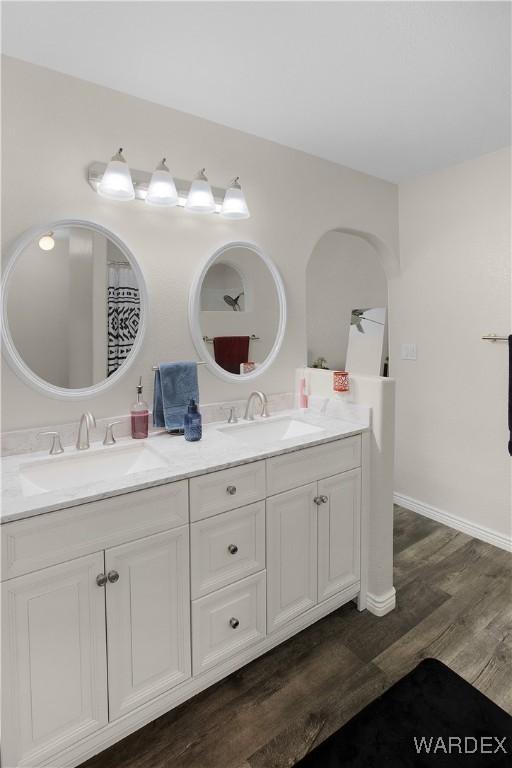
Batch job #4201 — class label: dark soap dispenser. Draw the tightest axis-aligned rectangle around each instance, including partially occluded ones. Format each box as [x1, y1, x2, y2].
[184, 399, 202, 442]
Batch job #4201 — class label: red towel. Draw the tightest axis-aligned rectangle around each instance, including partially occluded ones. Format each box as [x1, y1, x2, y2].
[213, 336, 250, 375]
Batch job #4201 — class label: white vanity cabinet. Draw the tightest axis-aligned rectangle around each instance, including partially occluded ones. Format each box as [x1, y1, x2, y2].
[317, 469, 361, 601]
[2, 554, 109, 768]
[105, 527, 191, 720]
[1, 483, 191, 768]
[1, 433, 367, 768]
[266, 483, 319, 632]
[266, 470, 361, 633]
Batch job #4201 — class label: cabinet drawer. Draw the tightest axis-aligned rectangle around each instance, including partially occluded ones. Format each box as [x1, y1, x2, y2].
[192, 572, 266, 674]
[266, 437, 361, 496]
[191, 502, 265, 598]
[1, 481, 189, 580]
[190, 461, 266, 522]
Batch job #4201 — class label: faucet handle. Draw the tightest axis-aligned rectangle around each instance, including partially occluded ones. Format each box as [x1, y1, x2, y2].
[38, 431, 64, 456]
[103, 421, 122, 446]
[222, 406, 238, 424]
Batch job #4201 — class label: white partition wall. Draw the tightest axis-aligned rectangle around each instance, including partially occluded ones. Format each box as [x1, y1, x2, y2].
[297, 368, 396, 615]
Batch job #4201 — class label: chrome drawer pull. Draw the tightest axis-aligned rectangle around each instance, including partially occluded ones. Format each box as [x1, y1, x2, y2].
[96, 573, 107, 587]
[229, 617, 240, 629]
[228, 544, 239, 555]
[107, 570, 120, 584]
[226, 485, 237, 495]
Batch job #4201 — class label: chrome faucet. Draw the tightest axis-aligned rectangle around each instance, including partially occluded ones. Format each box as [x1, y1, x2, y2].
[76, 412, 96, 450]
[243, 392, 269, 421]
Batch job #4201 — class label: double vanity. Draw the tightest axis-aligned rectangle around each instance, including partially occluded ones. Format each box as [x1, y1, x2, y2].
[0, 219, 394, 768]
[2, 409, 369, 768]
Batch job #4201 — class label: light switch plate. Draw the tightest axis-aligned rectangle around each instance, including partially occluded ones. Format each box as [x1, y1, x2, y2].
[401, 343, 417, 360]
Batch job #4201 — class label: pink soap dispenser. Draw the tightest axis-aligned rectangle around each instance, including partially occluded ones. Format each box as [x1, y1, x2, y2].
[131, 377, 149, 439]
[299, 376, 309, 409]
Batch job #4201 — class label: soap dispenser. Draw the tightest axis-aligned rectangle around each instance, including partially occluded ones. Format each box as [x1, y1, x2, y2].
[184, 399, 202, 442]
[131, 377, 149, 439]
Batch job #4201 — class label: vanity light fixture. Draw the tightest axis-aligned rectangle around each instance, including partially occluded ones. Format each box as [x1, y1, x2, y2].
[98, 148, 135, 201]
[88, 159, 250, 218]
[145, 158, 178, 207]
[220, 177, 250, 220]
[185, 168, 216, 214]
[38, 232, 55, 251]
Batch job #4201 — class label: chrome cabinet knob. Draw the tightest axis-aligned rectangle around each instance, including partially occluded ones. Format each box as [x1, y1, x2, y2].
[228, 544, 238, 555]
[320, 495, 328, 504]
[229, 617, 240, 629]
[107, 570, 119, 584]
[226, 485, 237, 495]
[96, 573, 107, 587]
[313, 496, 323, 505]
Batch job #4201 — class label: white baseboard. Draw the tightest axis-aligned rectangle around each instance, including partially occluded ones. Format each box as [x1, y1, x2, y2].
[366, 587, 396, 616]
[394, 492, 512, 553]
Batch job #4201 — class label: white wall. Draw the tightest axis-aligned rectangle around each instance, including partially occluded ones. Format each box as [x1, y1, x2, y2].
[306, 231, 388, 370]
[1, 56, 398, 431]
[389, 148, 511, 544]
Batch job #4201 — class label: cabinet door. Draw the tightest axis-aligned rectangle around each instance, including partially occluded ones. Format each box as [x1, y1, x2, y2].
[318, 469, 361, 602]
[2, 553, 108, 768]
[266, 483, 318, 633]
[105, 527, 191, 720]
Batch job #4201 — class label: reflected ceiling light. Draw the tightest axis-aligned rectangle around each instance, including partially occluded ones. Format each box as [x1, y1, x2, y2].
[220, 177, 250, 220]
[145, 158, 178, 207]
[98, 148, 135, 201]
[185, 168, 216, 214]
[38, 232, 55, 251]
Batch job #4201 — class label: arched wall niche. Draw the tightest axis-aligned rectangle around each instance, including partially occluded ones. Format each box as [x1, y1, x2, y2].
[306, 227, 398, 372]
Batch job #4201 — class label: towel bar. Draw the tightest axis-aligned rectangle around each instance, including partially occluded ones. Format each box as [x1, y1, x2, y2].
[152, 362, 206, 370]
[482, 334, 509, 342]
[203, 334, 260, 343]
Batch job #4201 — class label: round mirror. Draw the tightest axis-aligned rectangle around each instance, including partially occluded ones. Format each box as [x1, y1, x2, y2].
[189, 242, 286, 381]
[1, 220, 147, 399]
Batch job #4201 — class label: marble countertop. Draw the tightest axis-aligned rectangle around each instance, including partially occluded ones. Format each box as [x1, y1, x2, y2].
[1, 409, 368, 524]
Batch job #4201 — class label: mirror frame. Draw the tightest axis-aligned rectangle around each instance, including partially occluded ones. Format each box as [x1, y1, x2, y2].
[1, 219, 148, 400]
[189, 241, 287, 382]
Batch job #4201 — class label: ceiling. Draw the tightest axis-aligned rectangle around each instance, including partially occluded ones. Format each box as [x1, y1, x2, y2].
[2, 1, 510, 182]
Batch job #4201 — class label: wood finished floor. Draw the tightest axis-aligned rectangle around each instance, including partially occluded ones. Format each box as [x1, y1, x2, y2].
[81, 507, 512, 768]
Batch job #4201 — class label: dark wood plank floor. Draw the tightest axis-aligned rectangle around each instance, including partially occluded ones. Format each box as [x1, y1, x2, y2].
[81, 507, 512, 768]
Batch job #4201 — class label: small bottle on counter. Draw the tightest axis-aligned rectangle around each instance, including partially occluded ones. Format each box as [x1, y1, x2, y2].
[131, 377, 149, 439]
[184, 399, 202, 442]
[298, 376, 309, 409]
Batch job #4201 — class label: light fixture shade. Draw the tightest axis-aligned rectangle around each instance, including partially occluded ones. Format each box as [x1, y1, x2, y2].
[220, 177, 250, 219]
[145, 158, 178, 207]
[185, 169, 216, 214]
[38, 233, 55, 251]
[98, 148, 135, 201]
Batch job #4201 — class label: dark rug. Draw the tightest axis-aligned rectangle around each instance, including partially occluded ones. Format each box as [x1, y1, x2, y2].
[296, 658, 512, 767]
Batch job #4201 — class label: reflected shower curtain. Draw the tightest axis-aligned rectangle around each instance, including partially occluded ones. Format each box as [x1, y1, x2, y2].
[107, 264, 140, 376]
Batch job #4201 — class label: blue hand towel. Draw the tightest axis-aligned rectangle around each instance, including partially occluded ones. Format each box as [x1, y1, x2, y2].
[153, 362, 199, 431]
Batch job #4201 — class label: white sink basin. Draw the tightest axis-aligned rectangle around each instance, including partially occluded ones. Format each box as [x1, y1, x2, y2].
[19, 442, 169, 497]
[217, 416, 326, 445]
